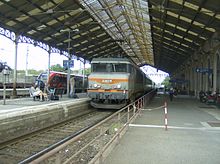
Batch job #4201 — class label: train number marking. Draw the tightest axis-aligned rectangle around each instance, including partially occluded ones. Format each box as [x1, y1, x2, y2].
[102, 79, 112, 83]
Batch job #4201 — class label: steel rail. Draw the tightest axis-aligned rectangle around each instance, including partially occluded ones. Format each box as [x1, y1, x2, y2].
[29, 90, 156, 163]
[18, 113, 113, 164]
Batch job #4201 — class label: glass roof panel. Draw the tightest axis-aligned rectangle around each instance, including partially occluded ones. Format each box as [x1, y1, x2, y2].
[201, 8, 215, 16]
[28, 8, 42, 15]
[193, 21, 205, 27]
[81, 47, 87, 51]
[167, 11, 179, 18]
[164, 29, 173, 35]
[169, 0, 183, 6]
[184, 38, 193, 42]
[199, 36, 206, 40]
[174, 33, 183, 39]
[216, 14, 220, 20]
[205, 27, 216, 32]
[164, 36, 171, 41]
[90, 26, 100, 32]
[173, 40, 180, 44]
[188, 30, 198, 36]
[80, 0, 154, 65]
[166, 22, 175, 28]
[69, 9, 84, 16]
[73, 35, 80, 39]
[27, 30, 37, 35]
[184, 1, 199, 11]
[88, 45, 95, 48]
[44, 37, 51, 41]
[6, 21, 16, 26]
[16, 16, 28, 22]
[97, 33, 106, 38]
[176, 26, 187, 32]
[47, 19, 58, 26]
[181, 43, 189, 48]
[180, 15, 192, 23]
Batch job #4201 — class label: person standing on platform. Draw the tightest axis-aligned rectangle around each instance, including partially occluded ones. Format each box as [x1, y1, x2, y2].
[70, 76, 75, 98]
[169, 88, 174, 101]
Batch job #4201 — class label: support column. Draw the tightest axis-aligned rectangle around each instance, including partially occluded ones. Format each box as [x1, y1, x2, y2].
[207, 55, 212, 91]
[189, 64, 194, 95]
[186, 65, 190, 95]
[194, 61, 199, 97]
[83, 60, 85, 91]
[199, 60, 203, 91]
[12, 34, 19, 97]
[47, 47, 51, 84]
[217, 53, 220, 92]
[212, 53, 217, 93]
[67, 31, 71, 97]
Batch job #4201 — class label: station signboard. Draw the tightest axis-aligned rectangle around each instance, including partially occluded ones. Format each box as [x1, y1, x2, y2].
[195, 68, 213, 73]
[63, 60, 74, 68]
[169, 78, 189, 83]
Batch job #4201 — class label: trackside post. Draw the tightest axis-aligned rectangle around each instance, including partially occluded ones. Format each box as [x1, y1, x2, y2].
[164, 101, 168, 131]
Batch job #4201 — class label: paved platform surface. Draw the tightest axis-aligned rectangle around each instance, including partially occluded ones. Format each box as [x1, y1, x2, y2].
[104, 95, 220, 164]
[0, 93, 88, 115]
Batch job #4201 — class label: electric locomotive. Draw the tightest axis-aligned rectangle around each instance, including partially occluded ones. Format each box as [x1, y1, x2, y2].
[87, 58, 153, 109]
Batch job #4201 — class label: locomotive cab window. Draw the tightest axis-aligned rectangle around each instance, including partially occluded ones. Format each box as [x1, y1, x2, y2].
[92, 63, 128, 72]
[115, 64, 127, 72]
[92, 64, 106, 72]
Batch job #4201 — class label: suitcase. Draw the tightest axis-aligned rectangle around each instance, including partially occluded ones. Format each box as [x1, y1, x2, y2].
[50, 95, 59, 100]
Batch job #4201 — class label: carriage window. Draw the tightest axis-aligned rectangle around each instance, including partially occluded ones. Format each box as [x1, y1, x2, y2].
[38, 73, 47, 81]
[52, 76, 60, 83]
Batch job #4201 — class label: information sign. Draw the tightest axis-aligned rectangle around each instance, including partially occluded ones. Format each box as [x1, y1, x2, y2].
[63, 60, 74, 68]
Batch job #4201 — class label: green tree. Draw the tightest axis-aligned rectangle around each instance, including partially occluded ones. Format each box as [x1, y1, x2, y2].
[81, 68, 91, 75]
[85, 67, 91, 75]
[50, 64, 65, 72]
[73, 68, 91, 76]
[161, 76, 171, 88]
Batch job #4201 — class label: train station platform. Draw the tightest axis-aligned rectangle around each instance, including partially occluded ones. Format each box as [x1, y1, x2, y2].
[104, 94, 220, 164]
[0, 93, 90, 144]
[0, 93, 88, 114]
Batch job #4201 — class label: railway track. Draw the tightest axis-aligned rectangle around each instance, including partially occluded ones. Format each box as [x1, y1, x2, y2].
[0, 109, 114, 164]
[0, 88, 30, 98]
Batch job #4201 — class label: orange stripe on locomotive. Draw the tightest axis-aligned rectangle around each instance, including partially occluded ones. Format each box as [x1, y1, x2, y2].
[88, 78, 128, 84]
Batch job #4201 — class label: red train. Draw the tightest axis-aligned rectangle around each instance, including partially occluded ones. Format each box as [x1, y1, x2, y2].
[36, 71, 88, 93]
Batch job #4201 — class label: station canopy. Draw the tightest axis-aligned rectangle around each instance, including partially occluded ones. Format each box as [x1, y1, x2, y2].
[0, 0, 219, 74]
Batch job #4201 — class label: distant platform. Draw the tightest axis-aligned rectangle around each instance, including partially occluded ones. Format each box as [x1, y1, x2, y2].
[0, 93, 88, 114]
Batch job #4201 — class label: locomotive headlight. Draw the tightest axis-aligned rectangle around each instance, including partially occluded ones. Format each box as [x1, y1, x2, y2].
[112, 84, 122, 89]
[93, 84, 101, 88]
[117, 84, 121, 89]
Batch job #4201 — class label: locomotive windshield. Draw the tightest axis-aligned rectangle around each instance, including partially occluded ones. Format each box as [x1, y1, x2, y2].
[92, 63, 128, 73]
